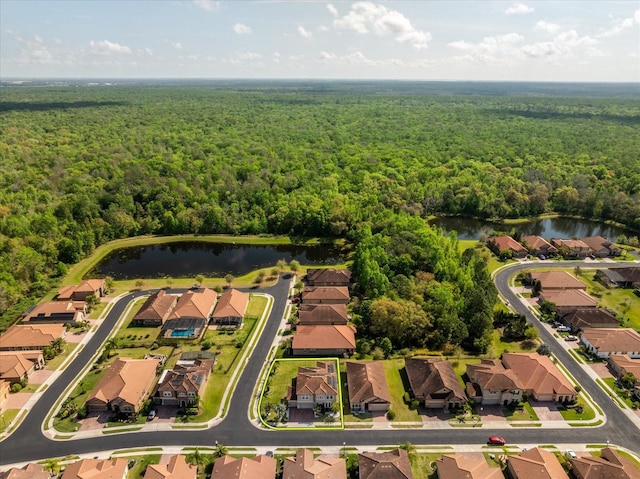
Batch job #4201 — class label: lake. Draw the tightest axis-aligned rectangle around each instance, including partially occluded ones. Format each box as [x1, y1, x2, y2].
[429, 216, 634, 241]
[90, 242, 347, 279]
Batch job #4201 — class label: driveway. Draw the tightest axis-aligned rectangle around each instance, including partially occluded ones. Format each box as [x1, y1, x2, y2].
[1, 393, 31, 410]
[589, 363, 614, 379]
[530, 401, 564, 421]
[476, 405, 508, 422]
[28, 369, 53, 385]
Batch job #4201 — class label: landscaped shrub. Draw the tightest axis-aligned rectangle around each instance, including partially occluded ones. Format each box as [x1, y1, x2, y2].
[10, 383, 22, 393]
[403, 392, 410, 404]
[410, 399, 420, 410]
[386, 409, 396, 420]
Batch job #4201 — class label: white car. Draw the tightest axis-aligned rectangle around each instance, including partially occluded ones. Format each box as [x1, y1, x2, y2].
[565, 335, 578, 341]
[557, 326, 571, 332]
[566, 449, 578, 459]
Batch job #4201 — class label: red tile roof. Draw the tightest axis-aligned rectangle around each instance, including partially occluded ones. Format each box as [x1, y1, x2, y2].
[530, 271, 586, 290]
[170, 288, 217, 320]
[502, 353, 576, 398]
[212, 289, 249, 319]
[358, 449, 413, 479]
[507, 447, 568, 479]
[144, 455, 197, 479]
[212, 455, 276, 479]
[292, 325, 356, 351]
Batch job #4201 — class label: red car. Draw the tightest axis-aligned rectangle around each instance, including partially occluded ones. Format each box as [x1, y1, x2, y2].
[291, 297, 300, 304]
[487, 436, 506, 446]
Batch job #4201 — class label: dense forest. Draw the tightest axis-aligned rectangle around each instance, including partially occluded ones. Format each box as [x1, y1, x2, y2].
[1, 82, 639, 325]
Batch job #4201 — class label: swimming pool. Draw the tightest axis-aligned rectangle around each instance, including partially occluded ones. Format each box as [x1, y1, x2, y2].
[170, 329, 195, 337]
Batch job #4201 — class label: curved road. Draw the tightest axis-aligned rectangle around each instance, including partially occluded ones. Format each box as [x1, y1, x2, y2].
[1, 266, 639, 465]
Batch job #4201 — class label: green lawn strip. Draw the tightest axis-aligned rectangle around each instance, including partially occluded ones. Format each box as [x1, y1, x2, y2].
[113, 448, 163, 455]
[0, 409, 19, 433]
[410, 453, 442, 479]
[569, 419, 604, 427]
[382, 359, 421, 422]
[567, 347, 587, 364]
[102, 427, 142, 434]
[602, 378, 634, 408]
[125, 454, 162, 479]
[501, 401, 539, 421]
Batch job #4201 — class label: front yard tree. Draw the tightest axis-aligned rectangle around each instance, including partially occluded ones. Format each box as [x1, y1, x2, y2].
[135, 279, 144, 290]
[289, 259, 300, 273]
[213, 442, 228, 459]
[195, 274, 205, 286]
[277, 259, 286, 270]
[225, 274, 234, 288]
[537, 343, 552, 356]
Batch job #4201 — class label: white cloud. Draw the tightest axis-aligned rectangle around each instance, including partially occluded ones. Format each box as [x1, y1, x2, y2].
[534, 21, 560, 35]
[505, 3, 534, 15]
[449, 33, 524, 64]
[318, 50, 377, 65]
[522, 30, 598, 60]
[333, 2, 431, 49]
[89, 40, 131, 55]
[297, 26, 312, 38]
[233, 23, 252, 35]
[327, 4, 339, 17]
[597, 9, 640, 37]
[194, 0, 219, 12]
[172, 42, 182, 50]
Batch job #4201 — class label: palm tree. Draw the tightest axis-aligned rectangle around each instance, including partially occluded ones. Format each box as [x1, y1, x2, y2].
[43, 458, 60, 475]
[104, 338, 119, 358]
[213, 442, 228, 459]
[50, 337, 66, 354]
[399, 441, 416, 461]
[186, 447, 206, 472]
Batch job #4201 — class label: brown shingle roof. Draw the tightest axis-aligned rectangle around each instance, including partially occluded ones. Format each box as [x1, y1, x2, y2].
[134, 290, 177, 323]
[306, 268, 351, 285]
[562, 309, 619, 330]
[358, 449, 413, 479]
[170, 288, 217, 320]
[23, 301, 86, 323]
[570, 447, 640, 479]
[609, 355, 640, 383]
[212, 455, 276, 479]
[143, 455, 197, 479]
[539, 289, 598, 308]
[0, 351, 41, 381]
[530, 271, 586, 290]
[87, 357, 159, 411]
[581, 328, 640, 354]
[522, 236, 556, 252]
[292, 325, 356, 351]
[436, 453, 505, 479]
[155, 359, 214, 397]
[502, 353, 576, 398]
[282, 449, 347, 479]
[298, 304, 348, 325]
[57, 279, 105, 300]
[404, 358, 466, 403]
[466, 359, 523, 393]
[211, 289, 249, 319]
[507, 448, 568, 479]
[346, 361, 391, 404]
[61, 458, 128, 479]
[0, 324, 66, 350]
[295, 361, 338, 396]
[488, 236, 527, 253]
[301, 286, 350, 303]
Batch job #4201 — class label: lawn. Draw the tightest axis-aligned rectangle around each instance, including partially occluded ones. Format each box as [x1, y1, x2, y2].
[126, 454, 162, 479]
[603, 377, 637, 408]
[488, 329, 539, 357]
[501, 401, 539, 421]
[0, 409, 19, 433]
[557, 396, 596, 421]
[113, 298, 161, 348]
[45, 343, 76, 370]
[382, 360, 421, 422]
[410, 453, 441, 479]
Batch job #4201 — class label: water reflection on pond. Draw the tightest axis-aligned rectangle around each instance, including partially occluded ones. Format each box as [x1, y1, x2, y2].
[429, 216, 634, 241]
[90, 241, 347, 279]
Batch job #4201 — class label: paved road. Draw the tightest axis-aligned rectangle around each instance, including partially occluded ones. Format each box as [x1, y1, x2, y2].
[1, 266, 639, 465]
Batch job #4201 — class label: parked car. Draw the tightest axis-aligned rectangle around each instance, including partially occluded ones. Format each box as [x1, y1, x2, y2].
[487, 436, 506, 446]
[566, 449, 578, 459]
[565, 335, 578, 341]
[557, 326, 571, 332]
[291, 297, 300, 304]
[147, 410, 156, 420]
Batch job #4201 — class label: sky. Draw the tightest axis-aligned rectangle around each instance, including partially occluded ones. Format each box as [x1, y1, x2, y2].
[1, 0, 639, 81]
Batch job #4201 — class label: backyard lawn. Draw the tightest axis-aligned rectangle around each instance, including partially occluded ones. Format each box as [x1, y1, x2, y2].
[126, 454, 162, 479]
[578, 271, 639, 330]
[260, 359, 318, 422]
[383, 360, 421, 422]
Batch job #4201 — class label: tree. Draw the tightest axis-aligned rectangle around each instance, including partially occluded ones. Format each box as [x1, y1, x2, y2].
[379, 337, 393, 358]
[532, 280, 542, 297]
[166, 276, 173, 288]
[186, 447, 206, 472]
[104, 338, 119, 358]
[51, 337, 66, 354]
[289, 260, 300, 273]
[213, 442, 228, 459]
[537, 343, 552, 356]
[398, 441, 416, 458]
[277, 259, 287, 270]
[134, 279, 144, 290]
[224, 274, 234, 288]
[621, 372, 637, 390]
[195, 274, 205, 286]
[43, 458, 60, 475]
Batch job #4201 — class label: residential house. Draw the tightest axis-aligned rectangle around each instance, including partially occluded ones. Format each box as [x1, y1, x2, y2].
[57, 279, 106, 301]
[154, 358, 214, 407]
[143, 455, 197, 479]
[297, 304, 349, 326]
[346, 361, 391, 413]
[282, 449, 347, 479]
[0, 351, 45, 384]
[465, 359, 523, 406]
[291, 325, 356, 357]
[404, 358, 466, 409]
[211, 288, 250, 326]
[571, 447, 640, 479]
[0, 324, 66, 351]
[502, 353, 577, 403]
[168, 288, 217, 321]
[550, 238, 591, 258]
[581, 236, 622, 257]
[287, 361, 338, 410]
[538, 289, 598, 313]
[487, 236, 528, 258]
[436, 453, 505, 479]
[506, 447, 569, 479]
[301, 286, 350, 305]
[596, 268, 640, 288]
[358, 449, 413, 479]
[608, 354, 640, 387]
[86, 357, 160, 414]
[0, 463, 49, 479]
[22, 301, 86, 325]
[580, 328, 640, 359]
[61, 459, 128, 479]
[211, 455, 276, 479]
[0, 380, 10, 407]
[306, 268, 351, 287]
[521, 236, 557, 257]
[529, 271, 586, 290]
[132, 290, 178, 326]
[560, 308, 619, 331]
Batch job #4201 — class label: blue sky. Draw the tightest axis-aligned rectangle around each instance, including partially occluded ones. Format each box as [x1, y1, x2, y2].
[1, 1, 639, 81]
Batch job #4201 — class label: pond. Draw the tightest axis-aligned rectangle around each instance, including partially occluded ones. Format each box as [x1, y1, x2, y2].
[429, 216, 635, 241]
[89, 241, 347, 279]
